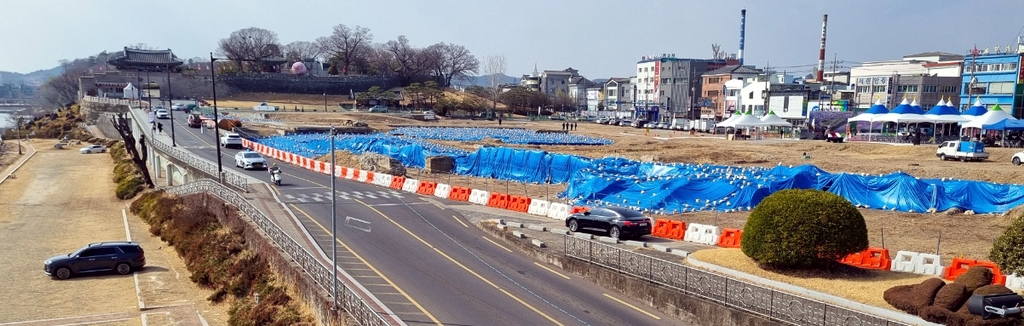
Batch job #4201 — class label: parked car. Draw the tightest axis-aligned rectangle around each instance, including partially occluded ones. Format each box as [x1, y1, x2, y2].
[565, 206, 652, 239]
[220, 132, 243, 148]
[155, 109, 170, 119]
[79, 144, 107, 154]
[44, 242, 146, 280]
[1012, 151, 1024, 165]
[235, 151, 267, 170]
[368, 105, 388, 113]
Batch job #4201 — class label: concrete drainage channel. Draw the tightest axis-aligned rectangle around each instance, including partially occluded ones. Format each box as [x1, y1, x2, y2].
[494, 219, 691, 258]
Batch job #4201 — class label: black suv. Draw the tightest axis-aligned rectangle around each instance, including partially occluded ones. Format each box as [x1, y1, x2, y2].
[44, 242, 146, 279]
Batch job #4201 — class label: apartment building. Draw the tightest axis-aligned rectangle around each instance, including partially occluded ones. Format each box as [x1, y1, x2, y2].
[698, 65, 762, 120]
[851, 52, 963, 110]
[634, 54, 729, 120]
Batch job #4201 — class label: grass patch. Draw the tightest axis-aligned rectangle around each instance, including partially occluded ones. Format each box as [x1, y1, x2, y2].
[130, 191, 315, 326]
[690, 248, 932, 309]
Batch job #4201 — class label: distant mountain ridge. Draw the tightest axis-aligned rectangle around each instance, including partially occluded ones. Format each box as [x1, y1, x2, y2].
[0, 66, 63, 86]
[453, 73, 518, 87]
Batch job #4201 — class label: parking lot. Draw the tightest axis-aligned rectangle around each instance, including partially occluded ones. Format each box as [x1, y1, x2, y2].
[0, 145, 227, 325]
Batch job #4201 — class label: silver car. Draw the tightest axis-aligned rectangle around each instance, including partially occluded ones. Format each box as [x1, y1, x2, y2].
[234, 151, 267, 170]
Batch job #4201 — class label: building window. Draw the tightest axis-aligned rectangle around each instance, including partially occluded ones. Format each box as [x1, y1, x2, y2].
[990, 82, 1015, 94]
[941, 85, 959, 93]
[923, 85, 937, 93]
[856, 86, 870, 93]
[872, 85, 886, 92]
[561, 80, 565, 84]
[638, 68, 642, 73]
[897, 85, 918, 93]
[661, 66, 665, 71]
[660, 90, 665, 96]
[662, 78, 669, 84]
[748, 92, 754, 99]
[707, 90, 720, 97]
[607, 89, 616, 97]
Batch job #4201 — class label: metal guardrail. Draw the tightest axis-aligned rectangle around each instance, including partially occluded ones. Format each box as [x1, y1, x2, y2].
[563, 236, 911, 326]
[81, 96, 146, 107]
[168, 179, 391, 326]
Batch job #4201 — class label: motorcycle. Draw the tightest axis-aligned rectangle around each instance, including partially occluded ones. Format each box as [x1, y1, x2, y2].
[270, 169, 282, 186]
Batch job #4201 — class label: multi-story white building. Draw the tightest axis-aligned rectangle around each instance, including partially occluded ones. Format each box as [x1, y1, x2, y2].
[850, 52, 963, 110]
[603, 77, 632, 111]
[634, 54, 730, 120]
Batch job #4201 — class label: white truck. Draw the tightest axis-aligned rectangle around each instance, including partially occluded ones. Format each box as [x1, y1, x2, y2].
[936, 140, 989, 162]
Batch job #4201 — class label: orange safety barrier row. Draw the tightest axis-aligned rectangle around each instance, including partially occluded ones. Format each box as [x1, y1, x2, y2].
[651, 219, 686, 240]
[570, 206, 589, 214]
[339, 167, 348, 178]
[943, 258, 1007, 284]
[716, 228, 743, 248]
[840, 247, 892, 271]
[505, 195, 531, 213]
[365, 171, 375, 183]
[390, 176, 406, 190]
[417, 181, 437, 195]
[448, 187, 470, 201]
[651, 219, 671, 237]
[487, 192, 509, 209]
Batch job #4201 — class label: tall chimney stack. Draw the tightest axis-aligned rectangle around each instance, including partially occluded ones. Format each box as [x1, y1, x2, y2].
[817, 14, 828, 82]
[738, 9, 746, 66]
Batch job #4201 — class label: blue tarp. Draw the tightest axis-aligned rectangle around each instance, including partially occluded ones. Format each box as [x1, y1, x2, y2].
[256, 133, 1024, 214]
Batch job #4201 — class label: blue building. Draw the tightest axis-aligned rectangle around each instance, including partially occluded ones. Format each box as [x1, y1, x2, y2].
[959, 51, 1023, 117]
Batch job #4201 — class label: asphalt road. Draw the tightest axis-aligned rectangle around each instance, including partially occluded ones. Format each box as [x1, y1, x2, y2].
[156, 107, 687, 326]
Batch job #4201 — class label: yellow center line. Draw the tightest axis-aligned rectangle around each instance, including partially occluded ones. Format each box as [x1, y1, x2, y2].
[602, 293, 660, 320]
[483, 237, 513, 253]
[353, 198, 565, 326]
[451, 215, 469, 228]
[532, 262, 570, 280]
[288, 204, 442, 326]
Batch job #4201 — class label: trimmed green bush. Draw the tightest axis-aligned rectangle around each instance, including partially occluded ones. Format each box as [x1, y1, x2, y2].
[990, 212, 1024, 275]
[741, 189, 869, 268]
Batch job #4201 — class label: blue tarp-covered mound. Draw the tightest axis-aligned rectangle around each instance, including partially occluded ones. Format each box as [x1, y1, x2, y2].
[389, 127, 613, 145]
[255, 133, 1024, 214]
[256, 134, 469, 168]
[454, 147, 592, 184]
[562, 159, 1024, 214]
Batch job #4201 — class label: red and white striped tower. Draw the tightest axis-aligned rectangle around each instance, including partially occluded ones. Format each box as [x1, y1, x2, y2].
[817, 14, 828, 82]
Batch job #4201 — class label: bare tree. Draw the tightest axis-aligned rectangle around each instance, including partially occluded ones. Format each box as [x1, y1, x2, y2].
[110, 112, 154, 188]
[282, 41, 323, 63]
[425, 43, 480, 87]
[217, 27, 281, 72]
[129, 43, 156, 50]
[383, 35, 428, 83]
[317, 24, 373, 75]
[483, 54, 507, 113]
[711, 44, 725, 60]
[37, 61, 88, 109]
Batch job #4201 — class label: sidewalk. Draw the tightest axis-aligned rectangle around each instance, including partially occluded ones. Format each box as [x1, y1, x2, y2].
[0, 142, 37, 186]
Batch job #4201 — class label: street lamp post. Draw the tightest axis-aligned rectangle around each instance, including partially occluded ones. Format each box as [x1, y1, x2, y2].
[16, 116, 22, 155]
[329, 125, 338, 311]
[210, 53, 224, 180]
[166, 67, 177, 147]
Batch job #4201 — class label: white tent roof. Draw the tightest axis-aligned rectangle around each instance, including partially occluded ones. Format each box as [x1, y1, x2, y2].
[848, 99, 887, 122]
[719, 113, 741, 127]
[875, 98, 931, 122]
[123, 83, 136, 90]
[962, 105, 1017, 129]
[720, 112, 769, 128]
[759, 111, 792, 127]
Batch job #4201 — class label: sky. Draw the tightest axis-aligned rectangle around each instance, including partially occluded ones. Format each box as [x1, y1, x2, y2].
[3, 0, 1024, 79]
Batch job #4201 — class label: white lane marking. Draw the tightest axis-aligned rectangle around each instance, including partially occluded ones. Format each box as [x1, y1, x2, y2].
[124, 208, 146, 311]
[345, 216, 372, 233]
[122, 209, 132, 242]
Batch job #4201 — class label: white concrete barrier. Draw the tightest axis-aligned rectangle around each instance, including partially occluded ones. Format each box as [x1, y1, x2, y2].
[891, 251, 917, 273]
[527, 199, 550, 216]
[914, 253, 944, 276]
[888, 251, 944, 276]
[320, 162, 331, 175]
[344, 168, 356, 180]
[378, 174, 393, 187]
[1006, 274, 1024, 291]
[357, 170, 368, 182]
[402, 178, 420, 193]
[697, 225, 721, 245]
[434, 183, 451, 199]
[469, 189, 490, 205]
[683, 223, 703, 243]
[546, 203, 571, 220]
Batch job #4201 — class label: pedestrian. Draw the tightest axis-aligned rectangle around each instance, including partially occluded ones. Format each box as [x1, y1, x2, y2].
[498, 117, 502, 126]
[151, 122, 156, 133]
[572, 123, 577, 131]
[157, 122, 164, 133]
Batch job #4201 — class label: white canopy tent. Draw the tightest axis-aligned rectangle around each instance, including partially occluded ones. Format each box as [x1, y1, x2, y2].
[875, 98, 931, 123]
[123, 83, 139, 99]
[962, 104, 1016, 129]
[759, 111, 793, 127]
[719, 112, 769, 128]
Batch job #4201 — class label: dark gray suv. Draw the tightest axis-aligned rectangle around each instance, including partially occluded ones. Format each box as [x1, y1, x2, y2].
[44, 242, 146, 279]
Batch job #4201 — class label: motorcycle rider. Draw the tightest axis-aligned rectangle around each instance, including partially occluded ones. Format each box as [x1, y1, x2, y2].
[269, 163, 281, 175]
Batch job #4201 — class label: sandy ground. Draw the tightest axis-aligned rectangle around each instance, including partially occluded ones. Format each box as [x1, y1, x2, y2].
[0, 145, 228, 325]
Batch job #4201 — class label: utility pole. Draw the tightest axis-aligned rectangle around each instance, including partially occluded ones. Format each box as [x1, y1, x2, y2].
[166, 67, 176, 146]
[329, 125, 338, 311]
[210, 53, 223, 179]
